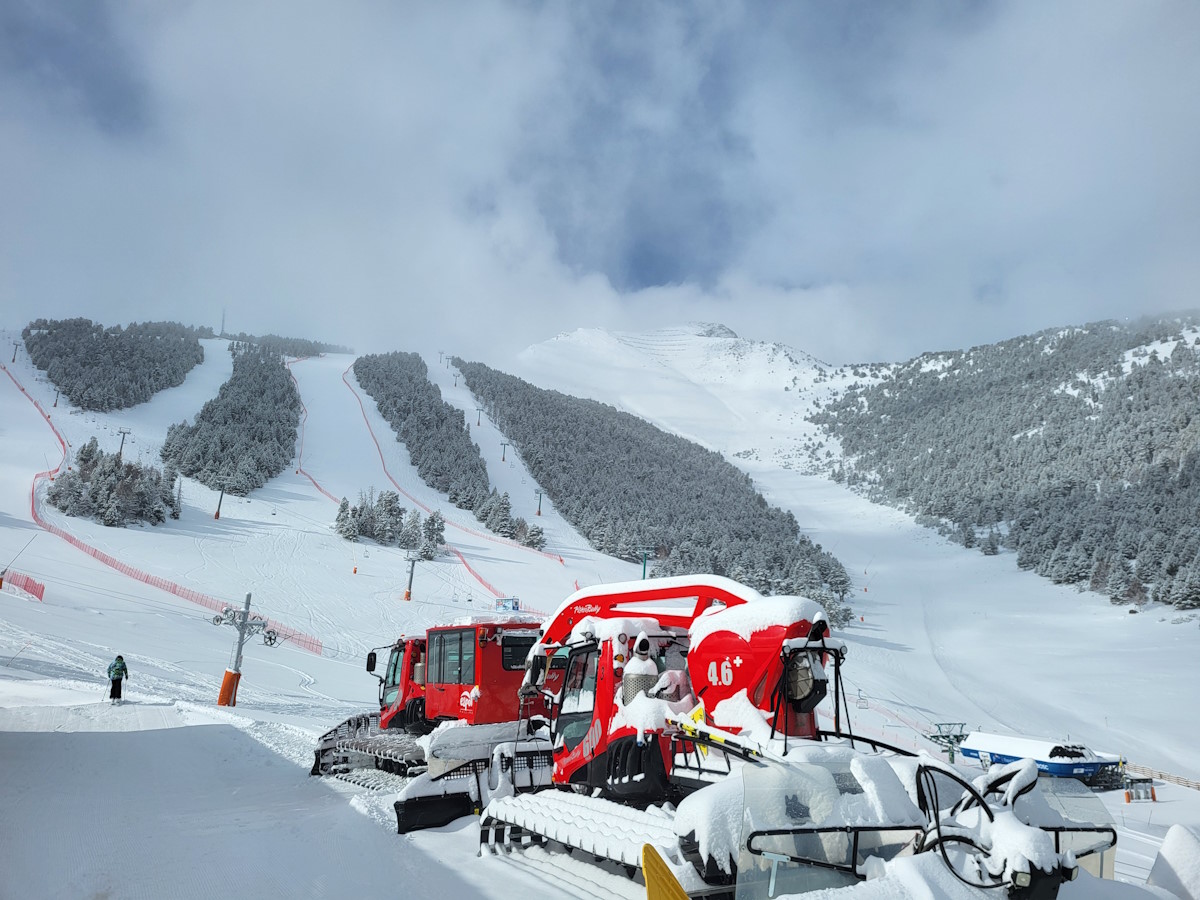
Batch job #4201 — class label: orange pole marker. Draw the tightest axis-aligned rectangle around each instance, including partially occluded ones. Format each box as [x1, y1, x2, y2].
[217, 669, 242, 707]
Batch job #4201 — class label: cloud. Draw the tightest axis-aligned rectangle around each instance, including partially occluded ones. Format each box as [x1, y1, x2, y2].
[2, 1, 1197, 368]
[0, 0, 151, 134]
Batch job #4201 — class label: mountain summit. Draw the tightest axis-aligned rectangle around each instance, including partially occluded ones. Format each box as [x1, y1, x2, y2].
[516, 323, 864, 470]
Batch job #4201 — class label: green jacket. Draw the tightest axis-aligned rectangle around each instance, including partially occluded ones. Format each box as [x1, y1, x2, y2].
[107, 659, 128, 680]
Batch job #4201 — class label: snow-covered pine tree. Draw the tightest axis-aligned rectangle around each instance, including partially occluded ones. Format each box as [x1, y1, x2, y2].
[475, 488, 499, 524]
[422, 510, 445, 548]
[335, 498, 356, 539]
[375, 491, 403, 544]
[486, 492, 514, 538]
[981, 530, 1000, 555]
[355, 488, 377, 540]
[399, 510, 422, 550]
[523, 522, 546, 550]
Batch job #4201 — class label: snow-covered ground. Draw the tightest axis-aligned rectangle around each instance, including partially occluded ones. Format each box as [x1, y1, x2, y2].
[2, 324, 1197, 898]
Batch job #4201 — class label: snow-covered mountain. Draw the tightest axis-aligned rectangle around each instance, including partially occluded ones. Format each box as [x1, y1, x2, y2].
[1, 322, 1197, 899]
[516, 322, 889, 471]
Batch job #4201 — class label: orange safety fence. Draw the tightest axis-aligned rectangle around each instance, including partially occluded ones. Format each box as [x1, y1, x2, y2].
[445, 544, 505, 600]
[285, 358, 340, 503]
[287, 358, 513, 603]
[341, 364, 566, 565]
[3, 570, 45, 601]
[2, 361, 323, 656]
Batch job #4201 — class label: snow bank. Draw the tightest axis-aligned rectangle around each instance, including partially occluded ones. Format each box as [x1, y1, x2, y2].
[1147, 824, 1200, 900]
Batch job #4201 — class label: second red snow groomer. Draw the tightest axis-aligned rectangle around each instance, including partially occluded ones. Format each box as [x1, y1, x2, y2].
[521, 574, 835, 802]
[369, 618, 542, 732]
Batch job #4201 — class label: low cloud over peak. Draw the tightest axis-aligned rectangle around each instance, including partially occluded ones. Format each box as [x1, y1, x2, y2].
[3, 1, 1197, 367]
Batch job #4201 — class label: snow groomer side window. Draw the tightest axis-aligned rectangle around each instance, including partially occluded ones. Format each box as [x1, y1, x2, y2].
[428, 629, 475, 684]
[557, 648, 599, 752]
[382, 645, 404, 707]
[502, 636, 537, 670]
[458, 630, 475, 684]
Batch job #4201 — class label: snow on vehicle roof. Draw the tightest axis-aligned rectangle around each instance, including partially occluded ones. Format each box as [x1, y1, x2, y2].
[567, 615, 683, 646]
[960, 731, 1099, 762]
[443, 614, 543, 629]
[690, 594, 826, 647]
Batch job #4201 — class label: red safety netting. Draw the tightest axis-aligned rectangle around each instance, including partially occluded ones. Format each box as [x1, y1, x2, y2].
[4, 570, 45, 601]
[285, 358, 339, 503]
[286, 358, 532, 603]
[341, 364, 566, 565]
[2, 361, 323, 656]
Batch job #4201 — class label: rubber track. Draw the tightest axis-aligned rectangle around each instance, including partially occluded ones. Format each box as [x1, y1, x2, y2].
[482, 790, 681, 870]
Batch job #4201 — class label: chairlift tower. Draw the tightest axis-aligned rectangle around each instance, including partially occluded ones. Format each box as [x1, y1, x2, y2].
[212, 592, 278, 706]
[639, 546, 658, 579]
[927, 722, 969, 763]
[403, 551, 420, 601]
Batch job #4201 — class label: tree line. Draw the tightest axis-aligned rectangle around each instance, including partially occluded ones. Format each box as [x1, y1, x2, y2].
[335, 489, 447, 558]
[22, 318, 209, 411]
[352, 352, 545, 549]
[455, 359, 853, 624]
[813, 315, 1200, 610]
[160, 344, 300, 495]
[222, 332, 353, 357]
[47, 437, 180, 527]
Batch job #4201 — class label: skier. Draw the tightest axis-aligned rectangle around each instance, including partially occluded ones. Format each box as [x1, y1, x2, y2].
[107, 655, 128, 704]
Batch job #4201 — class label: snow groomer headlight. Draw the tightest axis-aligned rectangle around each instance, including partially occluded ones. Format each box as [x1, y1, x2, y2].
[784, 621, 830, 714]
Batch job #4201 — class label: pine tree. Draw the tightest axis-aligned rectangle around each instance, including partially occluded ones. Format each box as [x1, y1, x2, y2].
[524, 522, 546, 550]
[399, 510, 422, 550]
[981, 530, 1000, 556]
[487, 492, 514, 538]
[422, 510, 445, 548]
[960, 523, 977, 549]
[355, 488, 377, 539]
[335, 498, 358, 541]
[102, 495, 124, 527]
[825, 564, 851, 600]
[76, 437, 100, 472]
[475, 489, 499, 524]
[161, 463, 179, 507]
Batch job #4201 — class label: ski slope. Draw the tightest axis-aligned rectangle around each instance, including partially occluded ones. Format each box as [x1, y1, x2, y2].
[515, 324, 1200, 776]
[2, 325, 1198, 899]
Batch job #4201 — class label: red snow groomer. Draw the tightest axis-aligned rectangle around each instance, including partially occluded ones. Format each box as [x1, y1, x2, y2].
[368, 635, 426, 731]
[518, 573, 834, 802]
[311, 617, 547, 790]
[485, 576, 1111, 899]
[368, 619, 541, 733]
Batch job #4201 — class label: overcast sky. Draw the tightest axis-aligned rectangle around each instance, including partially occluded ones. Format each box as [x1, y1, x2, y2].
[2, 1, 1197, 366]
